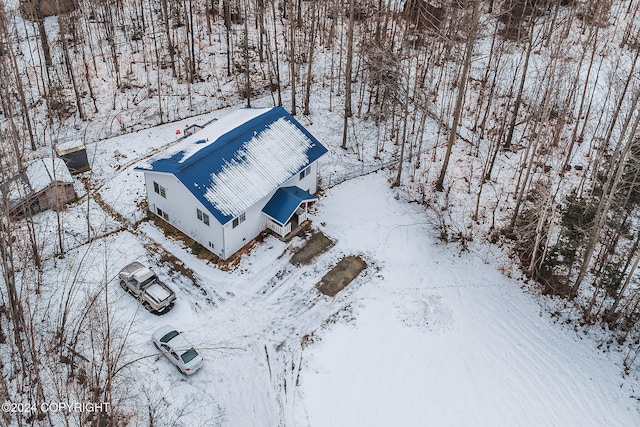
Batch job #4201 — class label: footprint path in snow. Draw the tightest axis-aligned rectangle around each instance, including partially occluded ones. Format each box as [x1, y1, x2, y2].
[394, 293, 455, 334]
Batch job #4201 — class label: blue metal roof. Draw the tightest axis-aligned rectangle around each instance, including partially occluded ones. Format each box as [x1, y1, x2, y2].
[135, 107, 328, 225]
[262, 187, 318, 225]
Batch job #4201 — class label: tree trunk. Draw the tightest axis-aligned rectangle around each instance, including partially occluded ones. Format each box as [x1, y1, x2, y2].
[288, 0, 297, 115]
[503, 23, 534, 150]
[303, 0, 318, 115]
[160, 0, 177, 77]
[342, 0, 355, 149]
[244, 0, 251, 106]
[271, 0, 282, 106]
[435, 0, 480, 191]
[59, 16, 86, 121]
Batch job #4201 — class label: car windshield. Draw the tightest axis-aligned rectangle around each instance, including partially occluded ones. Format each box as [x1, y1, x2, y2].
[160, 330, 179, 343]
[181, 348, 199, 364]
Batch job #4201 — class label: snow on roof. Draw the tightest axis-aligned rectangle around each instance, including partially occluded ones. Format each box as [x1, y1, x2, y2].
[151, 108, 272, 165]
[2, 158, 74, 207]
[203, 118, 312, 217]
[55, 140, 87, 156]
[25, 157, 74, 194]
[3, 174, 31, 205]
[132, 266, 154, 282]
[136, 107, 328, 224]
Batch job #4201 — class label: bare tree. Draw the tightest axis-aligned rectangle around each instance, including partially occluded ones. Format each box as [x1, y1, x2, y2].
[573, 89, 640, 297]
[435, 0, 480, 192]
[342, 0, 356, 149]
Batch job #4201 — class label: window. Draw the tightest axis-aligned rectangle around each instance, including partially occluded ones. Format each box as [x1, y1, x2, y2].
[208, 242, 214, 249]
[299, 166, 311, 180]
[160, 331, 179, 343]
[181, 348, 199, 363]
[157, 207, 169, 220]
[153, 181, 166, 198]
[232, 212, 246, 228]
[197, 209, 210, 226]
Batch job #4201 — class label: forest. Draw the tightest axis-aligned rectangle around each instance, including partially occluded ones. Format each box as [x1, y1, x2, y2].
[2, 0, 640, 424]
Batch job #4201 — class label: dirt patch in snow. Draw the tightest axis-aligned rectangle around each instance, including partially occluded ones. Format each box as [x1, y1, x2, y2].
[290, 231, 334, 266]
[147, 215, 268, 270]
[316, 256, 367, 297]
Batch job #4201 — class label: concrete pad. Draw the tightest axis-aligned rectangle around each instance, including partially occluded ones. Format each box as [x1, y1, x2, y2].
[316, 256, 367, 297]
[291, 232, 335, 266]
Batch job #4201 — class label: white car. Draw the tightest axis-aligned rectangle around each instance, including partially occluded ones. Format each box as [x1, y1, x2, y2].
[152, 325, 204, 375]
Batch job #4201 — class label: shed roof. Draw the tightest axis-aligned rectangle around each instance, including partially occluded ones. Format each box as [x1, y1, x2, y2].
[1, 157, 74, 208]
[25, 158, 74, 193]
[136, 107, 328, 224]
[55, 140, 87, 156]
[262, 186, 318, 225]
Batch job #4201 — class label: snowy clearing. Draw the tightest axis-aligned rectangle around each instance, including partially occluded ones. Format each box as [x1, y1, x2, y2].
[60, 169, 640, 426]
[293, 173, 640, 427]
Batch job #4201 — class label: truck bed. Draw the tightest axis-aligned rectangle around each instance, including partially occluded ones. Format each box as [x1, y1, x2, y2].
[146, 282, 174, 304]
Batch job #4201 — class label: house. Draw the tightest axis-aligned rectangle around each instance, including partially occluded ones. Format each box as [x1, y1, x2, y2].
[1, 157, 77, 217]
[135, 107, 328, 260]
[55, 140, 91, 174]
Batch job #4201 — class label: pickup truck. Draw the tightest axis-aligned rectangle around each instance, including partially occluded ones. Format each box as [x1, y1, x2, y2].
[118, 262, 176, 314]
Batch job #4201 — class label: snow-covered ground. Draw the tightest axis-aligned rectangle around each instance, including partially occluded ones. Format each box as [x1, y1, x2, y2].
[295, 173, 640, 427]
[46, 166, 640, 426]
[3, 0, 640, 424]
[11, 93, 637, 424]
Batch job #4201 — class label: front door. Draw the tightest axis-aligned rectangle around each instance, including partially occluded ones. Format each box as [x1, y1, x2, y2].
[290, 213, 300, 231]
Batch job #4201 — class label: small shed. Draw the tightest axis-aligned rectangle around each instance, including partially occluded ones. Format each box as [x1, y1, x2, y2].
[1, 158, 77, 217]
[183, 124, 204, 137]
[55, 140, 90, 174]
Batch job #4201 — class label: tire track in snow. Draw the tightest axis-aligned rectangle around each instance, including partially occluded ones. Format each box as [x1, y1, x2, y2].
[137, 218, 372, 426]
[248, 249, 372, 426]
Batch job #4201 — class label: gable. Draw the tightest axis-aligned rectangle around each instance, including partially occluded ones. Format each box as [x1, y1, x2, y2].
[262, 186, 318, 225]
[137, 107, 328, 225]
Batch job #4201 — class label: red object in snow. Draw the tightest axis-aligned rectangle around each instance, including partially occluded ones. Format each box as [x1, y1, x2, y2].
[176, 129, 181, 135]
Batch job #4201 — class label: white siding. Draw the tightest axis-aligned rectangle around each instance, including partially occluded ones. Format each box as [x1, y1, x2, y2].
[144, 172, 224, 258]
[277, 160, 319, 193]
[222, 201, 266, 258]
[296, 161, 319, 194]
